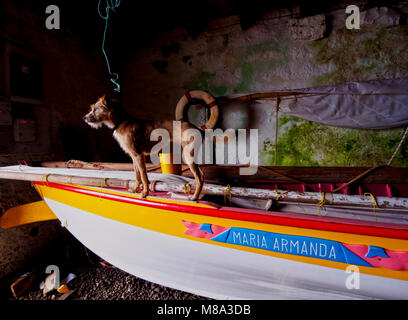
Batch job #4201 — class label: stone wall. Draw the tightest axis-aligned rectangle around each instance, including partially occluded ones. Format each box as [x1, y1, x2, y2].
[121, 2, 408, 167]
[0, 1, 111, 280]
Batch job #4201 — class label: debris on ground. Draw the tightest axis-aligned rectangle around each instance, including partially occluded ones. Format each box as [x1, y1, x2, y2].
[20, 263, 209, 300]
[10, 271, 36, 298]
[1, 232, 210, 300]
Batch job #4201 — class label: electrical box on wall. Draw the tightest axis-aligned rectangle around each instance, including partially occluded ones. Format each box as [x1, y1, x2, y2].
[13, 118, 36, 142]
[1, 44, 49, 153]
[0, 102, 12, 126]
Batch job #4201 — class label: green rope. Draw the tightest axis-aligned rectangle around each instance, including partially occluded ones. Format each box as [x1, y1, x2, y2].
[98, 0, 121, 92]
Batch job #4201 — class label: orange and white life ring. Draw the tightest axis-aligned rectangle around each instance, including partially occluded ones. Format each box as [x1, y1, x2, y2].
[175, 90, 219, 130]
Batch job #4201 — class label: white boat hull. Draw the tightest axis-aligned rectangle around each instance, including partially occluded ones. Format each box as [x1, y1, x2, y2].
[45, 197, 408, 300]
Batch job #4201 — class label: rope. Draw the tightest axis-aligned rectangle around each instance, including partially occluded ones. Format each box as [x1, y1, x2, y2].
[98, 0, 121, 92]
[364, 192, 378, 222]
[317, 192, 326, 216]
[66, 159, 105, 170]
[150, 180, 158, 192]
[333, 127, 408, 193]
[36, 173, 51, 200]
[274, 189, 280, 201]
[387, 126, 408, 166]
[332, 165, 387, 193]
[224, 184, 232, 205]
[183, 183, 191, 196]
[43, 173, 51, 185]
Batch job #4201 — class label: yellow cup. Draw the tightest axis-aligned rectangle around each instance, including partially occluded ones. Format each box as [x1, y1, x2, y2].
[57, 284, 70, 293]
[159, 153, 181, 175]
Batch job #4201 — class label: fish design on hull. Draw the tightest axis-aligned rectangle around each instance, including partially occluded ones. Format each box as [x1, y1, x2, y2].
[183, 221, 408, 271]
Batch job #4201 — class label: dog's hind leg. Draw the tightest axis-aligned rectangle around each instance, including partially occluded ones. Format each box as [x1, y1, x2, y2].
[129, 159, 142, 193]
[134, 153, 150, 198]
[182, 145, 203, 200]
[188, 162, 203, 201]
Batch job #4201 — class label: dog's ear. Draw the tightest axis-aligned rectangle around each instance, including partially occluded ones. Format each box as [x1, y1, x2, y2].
[94, 94, 107, 104]
[100, 94, 107, 105]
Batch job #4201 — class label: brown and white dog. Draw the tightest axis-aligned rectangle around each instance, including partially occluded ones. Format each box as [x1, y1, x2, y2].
[83, 95, 203, 200]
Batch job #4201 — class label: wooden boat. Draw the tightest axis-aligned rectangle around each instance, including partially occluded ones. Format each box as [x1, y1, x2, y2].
[0, 163, 408, 299]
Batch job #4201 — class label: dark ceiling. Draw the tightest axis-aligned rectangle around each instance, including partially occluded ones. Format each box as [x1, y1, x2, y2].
[15, 0, 402, 75]
[22, 0, 344, 46]
[20, 0, 402, 50]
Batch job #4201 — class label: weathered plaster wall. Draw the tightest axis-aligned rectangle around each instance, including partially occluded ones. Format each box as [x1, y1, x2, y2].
[0, 154, 63, 281]
[122, 3, 408, 167]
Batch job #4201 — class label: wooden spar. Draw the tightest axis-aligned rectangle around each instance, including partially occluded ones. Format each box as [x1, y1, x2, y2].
[0, 169, 407, 210]
[152, 181, 408, 210]
[0, 170, 133, 189]
[40, 161, 408, 184]
[217, 91, 303, 102]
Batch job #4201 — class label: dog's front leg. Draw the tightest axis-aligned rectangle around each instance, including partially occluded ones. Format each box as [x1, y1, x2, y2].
[134, 153, 150, 198]
[129, 159, 142, 193]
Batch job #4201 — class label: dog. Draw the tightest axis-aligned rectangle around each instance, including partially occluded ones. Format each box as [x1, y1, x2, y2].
[83, 95, 204, 200]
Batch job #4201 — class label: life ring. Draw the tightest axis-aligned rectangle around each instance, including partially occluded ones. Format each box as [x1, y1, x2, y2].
[175, 90, 219, 130]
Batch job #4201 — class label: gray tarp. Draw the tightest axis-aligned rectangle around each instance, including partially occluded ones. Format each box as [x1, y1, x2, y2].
[228, 77, 408, 130]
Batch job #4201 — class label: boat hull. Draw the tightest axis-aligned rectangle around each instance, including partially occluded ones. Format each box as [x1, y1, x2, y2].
[36, 182, 408, 299]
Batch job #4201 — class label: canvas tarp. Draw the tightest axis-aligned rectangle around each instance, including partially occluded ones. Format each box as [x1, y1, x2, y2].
[225, 77, 408, 130]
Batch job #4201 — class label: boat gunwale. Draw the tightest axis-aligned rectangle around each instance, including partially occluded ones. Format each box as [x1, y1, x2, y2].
[34, 181, 408, 240]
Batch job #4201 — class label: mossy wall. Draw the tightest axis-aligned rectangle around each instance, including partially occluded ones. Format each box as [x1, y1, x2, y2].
[261, 116, 408, 167]
[122, 4, 408, 167]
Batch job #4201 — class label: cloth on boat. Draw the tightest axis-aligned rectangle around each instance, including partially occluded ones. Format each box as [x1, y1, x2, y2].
[224, 77, 408, 130]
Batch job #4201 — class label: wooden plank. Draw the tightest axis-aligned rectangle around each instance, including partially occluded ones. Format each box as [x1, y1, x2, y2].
[185, 166, 408, 184]
[10, 272, 36, 298]
[40, 161, 408, 183]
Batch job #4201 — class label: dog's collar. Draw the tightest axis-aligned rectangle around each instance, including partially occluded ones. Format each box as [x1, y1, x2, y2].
[112, 121, 124, 131]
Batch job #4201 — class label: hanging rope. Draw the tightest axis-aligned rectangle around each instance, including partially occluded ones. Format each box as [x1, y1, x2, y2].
[332, 165, 387, 193]
[317, 192, 326, 216]
[274, 189, 280, 201]
[183, 183, 191, 196]
[224, 184, 232, 205]
[43, 173, 51, 185]
[334, 126, 408, 193]
[98, 0, 121, 92]
[387, 126, 408, 166]
[364, 192, 378, 222]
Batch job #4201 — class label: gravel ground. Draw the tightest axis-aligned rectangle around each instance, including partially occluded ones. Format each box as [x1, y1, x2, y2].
[2, 232, 210, 301]
[21, 263, 210, 300]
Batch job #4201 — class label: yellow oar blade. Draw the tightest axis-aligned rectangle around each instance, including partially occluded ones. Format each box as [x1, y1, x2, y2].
[0, 200, 57, 229]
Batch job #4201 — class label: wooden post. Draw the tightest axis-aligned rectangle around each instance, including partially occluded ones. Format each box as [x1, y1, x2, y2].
[274, 97, 280, 166]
